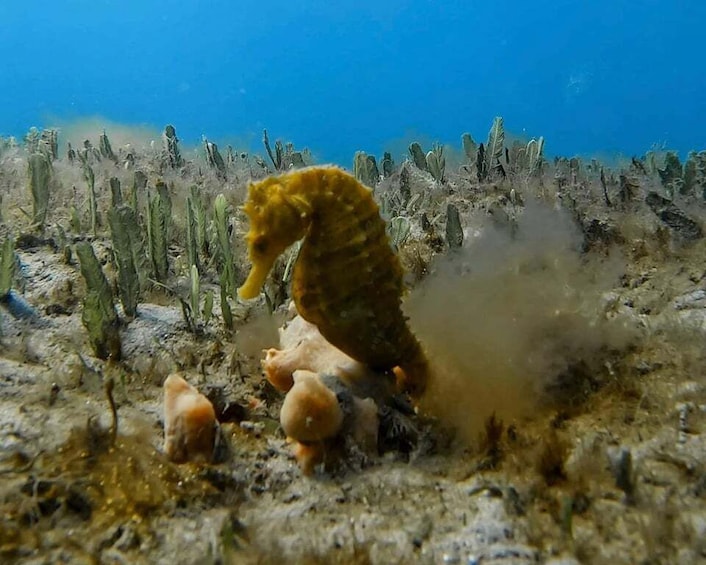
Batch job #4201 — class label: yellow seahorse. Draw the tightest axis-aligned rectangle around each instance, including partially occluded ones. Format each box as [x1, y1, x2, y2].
[237, 165, 428, 398]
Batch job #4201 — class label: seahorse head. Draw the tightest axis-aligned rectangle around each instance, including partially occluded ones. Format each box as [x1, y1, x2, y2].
[238, 175, 311, 300]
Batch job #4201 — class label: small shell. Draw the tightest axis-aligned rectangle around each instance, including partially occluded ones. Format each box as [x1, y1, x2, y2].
[163, 373, 217, 463]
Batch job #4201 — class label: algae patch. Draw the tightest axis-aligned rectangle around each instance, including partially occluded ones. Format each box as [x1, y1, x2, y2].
[1, 423, 226, 560]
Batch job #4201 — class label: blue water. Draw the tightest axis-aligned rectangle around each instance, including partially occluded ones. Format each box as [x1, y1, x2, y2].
[1, 1, 704, 164]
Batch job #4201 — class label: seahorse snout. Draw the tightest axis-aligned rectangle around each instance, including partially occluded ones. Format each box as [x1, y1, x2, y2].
[238, 256, 276, 299]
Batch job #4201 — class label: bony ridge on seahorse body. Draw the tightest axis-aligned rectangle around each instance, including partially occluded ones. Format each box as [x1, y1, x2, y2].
[237, 165, 429, 398]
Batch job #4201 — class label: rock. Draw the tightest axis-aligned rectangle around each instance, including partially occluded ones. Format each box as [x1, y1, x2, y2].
[263, 315, 385, 397]
[673, 289, 706, 310]
[351, 396, 379, 453]
[645, 192, 703, 241]
[264, 318, 355, 390]
[546, 558, 581, 565]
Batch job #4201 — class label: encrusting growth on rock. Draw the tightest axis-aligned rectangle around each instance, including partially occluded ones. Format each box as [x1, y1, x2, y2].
[238, 166, 429, 399]
[278, 368, 380, 475]
[263, 309, 394, 399]
[163, 373, 218, 463]
[263, 309, 384, 474]
[262, 313, 363, 392]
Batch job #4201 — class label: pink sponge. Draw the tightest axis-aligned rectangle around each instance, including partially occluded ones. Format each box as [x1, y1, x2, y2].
[280, 370, 344, 443]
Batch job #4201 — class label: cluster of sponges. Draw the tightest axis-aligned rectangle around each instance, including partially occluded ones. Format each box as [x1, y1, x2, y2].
[266, 310, 383, 474]
[160, 312, 391, 473]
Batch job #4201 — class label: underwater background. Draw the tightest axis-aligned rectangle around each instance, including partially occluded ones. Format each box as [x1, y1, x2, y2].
[1, 0, 705, 163]
[4, 3, 706, 564]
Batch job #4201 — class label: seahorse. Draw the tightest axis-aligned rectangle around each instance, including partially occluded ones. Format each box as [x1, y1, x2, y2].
[237, 165, 428, 398]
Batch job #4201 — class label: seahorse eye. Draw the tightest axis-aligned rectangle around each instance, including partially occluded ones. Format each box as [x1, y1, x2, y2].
[252, 236, 268, 255]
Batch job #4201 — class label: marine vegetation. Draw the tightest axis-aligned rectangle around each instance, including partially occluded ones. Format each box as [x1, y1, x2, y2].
[0, 120, 706, 564]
